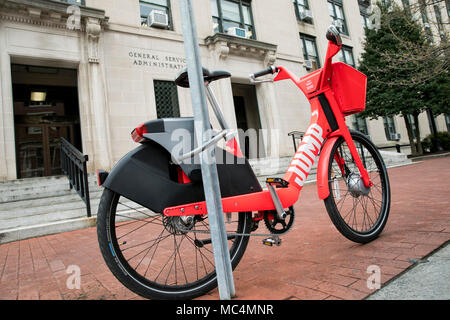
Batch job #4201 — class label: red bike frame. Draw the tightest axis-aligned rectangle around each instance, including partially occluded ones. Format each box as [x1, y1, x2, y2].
[163, 40, 373, 218]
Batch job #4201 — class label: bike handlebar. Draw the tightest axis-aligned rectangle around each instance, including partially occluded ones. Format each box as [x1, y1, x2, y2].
[250, 66, 279, 80]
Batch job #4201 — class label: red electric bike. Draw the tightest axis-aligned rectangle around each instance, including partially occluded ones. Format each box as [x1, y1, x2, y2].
[96, 26, 390, 300]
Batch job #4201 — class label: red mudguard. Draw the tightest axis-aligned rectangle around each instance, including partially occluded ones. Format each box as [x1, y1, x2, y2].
[316, 136, 339, 200]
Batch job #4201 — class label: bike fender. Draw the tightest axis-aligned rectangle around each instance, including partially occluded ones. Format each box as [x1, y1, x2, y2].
[317, 136, 339, 200]
[102, 141, 205, 213]
[102, 141, 262, 213]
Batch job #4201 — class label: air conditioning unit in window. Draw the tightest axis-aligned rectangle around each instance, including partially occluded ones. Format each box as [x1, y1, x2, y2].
[227, 27, 246, 38]
[390, 133, 401, 141]
[304, 59, 313, 70]
[147, 10, 169, 28]
[299, 9, 313, 23]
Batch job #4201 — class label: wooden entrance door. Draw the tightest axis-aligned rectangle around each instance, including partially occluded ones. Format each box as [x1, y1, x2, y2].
[15, 122, 74, 178]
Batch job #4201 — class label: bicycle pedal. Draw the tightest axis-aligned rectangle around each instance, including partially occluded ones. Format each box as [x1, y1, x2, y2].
[262, 236, 282, 247]
[266, 177, 289, 188]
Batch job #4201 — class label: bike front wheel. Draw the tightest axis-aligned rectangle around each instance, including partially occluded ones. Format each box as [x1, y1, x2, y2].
[97, 188, 252, 300]
[324, 130, 391, 244]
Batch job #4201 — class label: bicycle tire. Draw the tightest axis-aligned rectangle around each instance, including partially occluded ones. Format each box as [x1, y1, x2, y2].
[97, 188, 252, 300]
[324, 130, 391, 244]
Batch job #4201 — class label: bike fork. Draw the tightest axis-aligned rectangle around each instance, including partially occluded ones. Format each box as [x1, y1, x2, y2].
[342, 132, 373, 188]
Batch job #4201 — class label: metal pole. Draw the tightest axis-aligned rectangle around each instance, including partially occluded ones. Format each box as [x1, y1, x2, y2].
[178, 0, 235, 300]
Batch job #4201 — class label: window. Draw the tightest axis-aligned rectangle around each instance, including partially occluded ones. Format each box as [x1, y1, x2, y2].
[383, 116, 397, 141]
[426, 109, 437, 134]
[361, 14, 369, 29]
[140, 0, 172, 29]
[359, 1, 369, 29]
[419, 0, 433, 40]
[154, 81, 180, 118]
[402, 0, 411, 16]
[293, 0, 313, 24]
[352, 115, 369, 136]
[434, 4, 446, 41]
[328, 0, 348, 35]
[211, 0, 255, 39]
[337, 45, 355, 67]
[445, 114, 450, 132]
[406, 114, 417, 139]
[300, 34, 320, 70]
[401, 0, 410, 9]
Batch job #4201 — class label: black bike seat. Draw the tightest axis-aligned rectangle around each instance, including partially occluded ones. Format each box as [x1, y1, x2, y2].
[175, 67, 231, 88]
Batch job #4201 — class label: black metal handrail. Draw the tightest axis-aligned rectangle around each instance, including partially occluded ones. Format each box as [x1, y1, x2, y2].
[60, 138, 91, 217]
[288, 131, 305, 152]
[378, 143, 410, 153]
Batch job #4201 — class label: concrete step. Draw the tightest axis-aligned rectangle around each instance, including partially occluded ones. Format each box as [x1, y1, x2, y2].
[0, 204, 96, 231]
[379, 150, 413, 167]
[0, 196, 102, 227]
[0, 188, 102, 211]
[0, 174, 101, 203]
[0, 216, 98, 244]
[0, 199, 150, 244]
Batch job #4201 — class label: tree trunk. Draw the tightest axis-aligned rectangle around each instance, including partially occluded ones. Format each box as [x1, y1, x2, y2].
[403, 114, 418, 155]
[413, 112, 424, 155]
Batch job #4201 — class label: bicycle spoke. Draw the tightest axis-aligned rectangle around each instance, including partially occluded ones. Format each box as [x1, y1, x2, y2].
[328, 135, 388, 236]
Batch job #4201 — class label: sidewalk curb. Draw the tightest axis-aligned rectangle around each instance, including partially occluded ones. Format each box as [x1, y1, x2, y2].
[409, 152, 450, 162]
[364, 240, 450, 300]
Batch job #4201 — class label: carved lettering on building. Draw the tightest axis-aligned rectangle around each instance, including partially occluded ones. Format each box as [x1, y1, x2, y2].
[129, 51, 186, 70]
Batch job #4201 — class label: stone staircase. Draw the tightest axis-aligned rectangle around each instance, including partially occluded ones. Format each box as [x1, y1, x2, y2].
[0, 150, 412, 244]
[0, 175, 102, 244]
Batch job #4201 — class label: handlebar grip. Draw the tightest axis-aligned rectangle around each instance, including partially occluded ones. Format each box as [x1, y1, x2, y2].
[251, 66, 278, 79]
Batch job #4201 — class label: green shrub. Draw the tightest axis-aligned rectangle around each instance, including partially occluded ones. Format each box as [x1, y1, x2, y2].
[421, 131, 450, 153]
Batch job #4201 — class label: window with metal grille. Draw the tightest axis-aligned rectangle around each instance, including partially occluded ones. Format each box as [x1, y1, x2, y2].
[154, 80, 180, 118]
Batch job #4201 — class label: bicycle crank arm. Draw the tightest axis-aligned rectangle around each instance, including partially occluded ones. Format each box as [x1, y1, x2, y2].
[194, 235, 236, 248]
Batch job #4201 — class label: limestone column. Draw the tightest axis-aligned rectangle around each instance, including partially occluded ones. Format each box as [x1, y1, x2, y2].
[255, 50, 283, 159]
[0, 27, 15, 180]
[84, 17, 112, 171]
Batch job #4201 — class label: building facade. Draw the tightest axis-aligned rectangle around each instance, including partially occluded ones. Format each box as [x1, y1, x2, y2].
[0, 0, 448, 181]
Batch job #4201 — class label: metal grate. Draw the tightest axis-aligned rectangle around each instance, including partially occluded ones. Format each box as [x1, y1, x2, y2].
[154, 80, 180, 118]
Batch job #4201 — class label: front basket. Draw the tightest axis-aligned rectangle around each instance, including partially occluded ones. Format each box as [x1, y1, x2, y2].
[331, 62, 367, 116]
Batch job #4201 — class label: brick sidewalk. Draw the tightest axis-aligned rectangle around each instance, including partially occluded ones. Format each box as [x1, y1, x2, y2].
[0, 157, 449, 300]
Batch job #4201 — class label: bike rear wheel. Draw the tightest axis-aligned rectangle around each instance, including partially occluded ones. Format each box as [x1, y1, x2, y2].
[324, 130, 390, 243]
[97, 188, 252, 300]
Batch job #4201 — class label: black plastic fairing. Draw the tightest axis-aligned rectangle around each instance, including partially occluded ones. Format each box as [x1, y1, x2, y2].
[102, 141, 261, 213]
